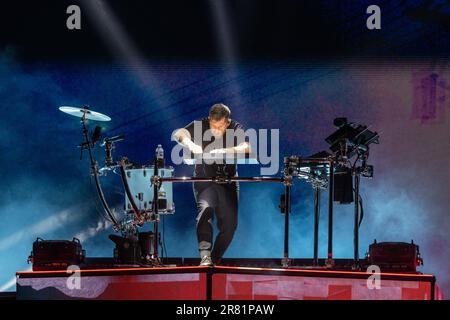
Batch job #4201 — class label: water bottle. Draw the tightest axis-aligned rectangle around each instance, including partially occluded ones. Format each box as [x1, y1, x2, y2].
[155, 144, 165, 167]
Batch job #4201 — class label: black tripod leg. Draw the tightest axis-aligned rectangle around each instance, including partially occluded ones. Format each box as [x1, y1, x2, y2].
[353, 173, 360, 269]
[282, 182, 291, 267]
[313, 187, 320, 266]
[327, 160, 334, 268]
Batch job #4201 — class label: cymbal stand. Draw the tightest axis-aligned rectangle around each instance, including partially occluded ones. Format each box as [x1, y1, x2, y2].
[79, 108, 119, 228]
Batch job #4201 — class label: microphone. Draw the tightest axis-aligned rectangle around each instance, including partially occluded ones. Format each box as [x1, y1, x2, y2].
[78, 125, 103, 149]
[101, 134, 125, 146]
[91, 126, 102, 144]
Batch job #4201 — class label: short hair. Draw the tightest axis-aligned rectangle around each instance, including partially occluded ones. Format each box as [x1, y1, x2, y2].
[209, 103, 231, 121]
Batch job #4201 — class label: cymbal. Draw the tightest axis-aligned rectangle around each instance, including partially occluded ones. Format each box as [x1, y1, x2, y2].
[59, 106, 111, 122]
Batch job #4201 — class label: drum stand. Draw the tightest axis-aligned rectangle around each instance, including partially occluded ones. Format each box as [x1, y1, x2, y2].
[160, 156, 336, 269]
[282, 176, 292, 268]
[150, 156, 162, 266]
[353, 170, 361, 270]
[326, 160, 335, 268]
[284, 157, 335, 268]
[161, 176, 287, 266]
[279, 157, 336, 269]
[313, 186, 320, 266]
[306, 159, 335, 268]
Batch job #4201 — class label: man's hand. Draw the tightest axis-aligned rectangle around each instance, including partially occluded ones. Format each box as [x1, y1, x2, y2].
[173, 130, 203, 154]
[190, 143, 203, 154]
[183, 138, 203, 154]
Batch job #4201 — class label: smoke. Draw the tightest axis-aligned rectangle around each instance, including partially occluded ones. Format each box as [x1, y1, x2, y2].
[0, 208, 81, 251]
[74, 219, 112, 243]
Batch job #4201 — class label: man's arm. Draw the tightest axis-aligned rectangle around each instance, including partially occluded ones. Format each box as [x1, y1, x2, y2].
[227, 141, 251, 154]
[211, 121, 251, 154]
[210, 142, 251, 154]
[172, 128, 203, 154]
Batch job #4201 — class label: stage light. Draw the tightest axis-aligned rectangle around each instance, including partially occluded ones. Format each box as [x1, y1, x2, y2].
[208, 0, 242, 106]
[80, 0, 164, 96]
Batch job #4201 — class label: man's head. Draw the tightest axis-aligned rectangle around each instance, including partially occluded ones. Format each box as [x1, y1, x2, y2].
[208, 103, 231, 137]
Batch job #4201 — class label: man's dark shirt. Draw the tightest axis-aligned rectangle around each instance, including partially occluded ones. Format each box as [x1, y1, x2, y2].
[184, 118, 246, 178]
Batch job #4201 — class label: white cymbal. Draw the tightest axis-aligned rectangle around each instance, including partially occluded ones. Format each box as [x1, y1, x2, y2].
[59, 106, 111, 122]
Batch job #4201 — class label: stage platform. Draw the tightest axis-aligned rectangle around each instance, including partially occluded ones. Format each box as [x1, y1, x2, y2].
[16, 258, 442, 300]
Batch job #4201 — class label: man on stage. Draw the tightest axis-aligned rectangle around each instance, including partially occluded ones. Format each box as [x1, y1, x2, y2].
[172, 103, 250, 266]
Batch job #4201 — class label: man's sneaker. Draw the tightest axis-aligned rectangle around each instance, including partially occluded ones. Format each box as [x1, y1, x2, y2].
[200, 255, 213, 266]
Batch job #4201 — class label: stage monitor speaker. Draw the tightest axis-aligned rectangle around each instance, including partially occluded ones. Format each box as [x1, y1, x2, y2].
[28, 237, 85, 271]
[366, 240, 423, 272]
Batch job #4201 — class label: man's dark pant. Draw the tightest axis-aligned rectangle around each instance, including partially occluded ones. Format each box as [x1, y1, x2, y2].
[194, 182, 238, 263]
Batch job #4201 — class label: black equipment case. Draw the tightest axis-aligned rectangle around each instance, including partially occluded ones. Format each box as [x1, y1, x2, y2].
[366, 240, 423, 272]
[28, 237, 86, 271]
